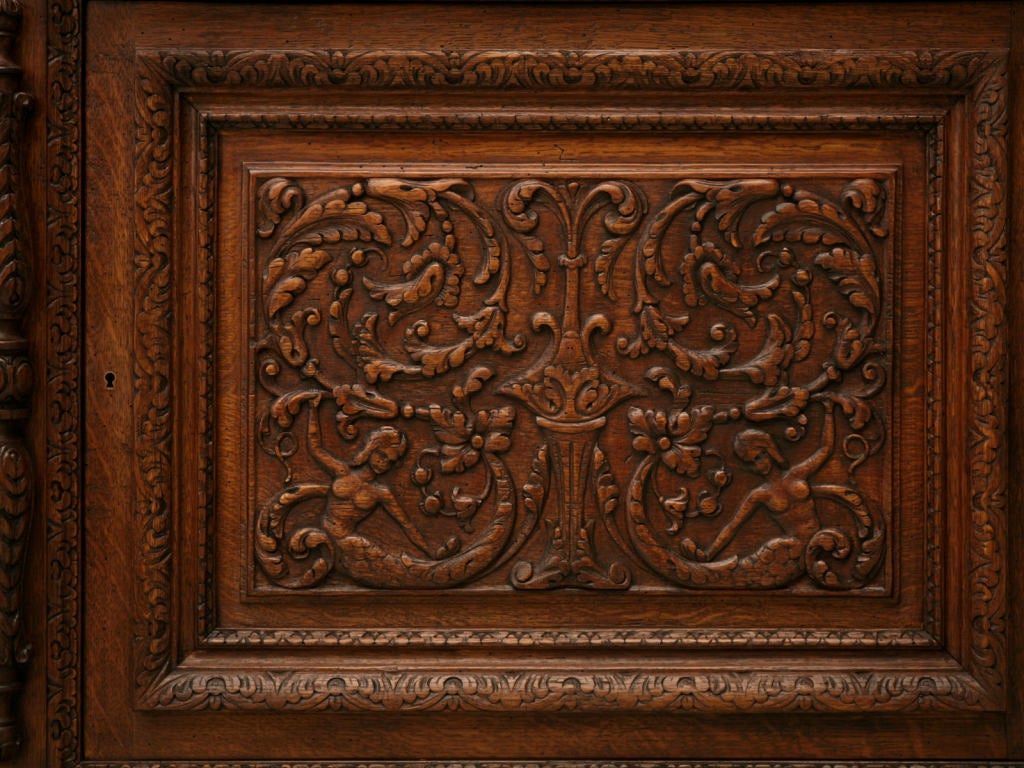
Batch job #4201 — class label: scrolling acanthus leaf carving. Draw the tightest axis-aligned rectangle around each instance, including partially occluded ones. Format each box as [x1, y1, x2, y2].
[254, 178, 530, 589]
[616, 177, 888, 591]
[252, 174, 890, 594]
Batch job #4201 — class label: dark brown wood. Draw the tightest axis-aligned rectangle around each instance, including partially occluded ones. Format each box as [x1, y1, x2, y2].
[0, 0, 31, 759]
[5, 0, 1023, 765]
[1006, 0, 1024, 757]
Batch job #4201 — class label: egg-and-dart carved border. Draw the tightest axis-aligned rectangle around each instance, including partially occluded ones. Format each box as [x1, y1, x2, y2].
[125, 47, 1006, 716]
[201, 627, 939, 648]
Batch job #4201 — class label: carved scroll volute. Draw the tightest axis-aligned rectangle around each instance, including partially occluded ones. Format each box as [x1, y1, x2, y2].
[0, 0, 31, 759]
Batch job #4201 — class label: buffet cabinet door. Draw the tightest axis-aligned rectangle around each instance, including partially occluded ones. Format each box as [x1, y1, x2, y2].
[46, 1, 1023, 764]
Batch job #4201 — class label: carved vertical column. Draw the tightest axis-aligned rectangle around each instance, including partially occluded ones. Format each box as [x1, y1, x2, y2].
[0, 0, 30, 758]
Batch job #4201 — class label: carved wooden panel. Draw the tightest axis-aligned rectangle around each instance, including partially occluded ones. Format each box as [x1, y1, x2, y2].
[115, 39, 997, 719]
[248, 170, 893, 596]
[21, 0, 1019, 765]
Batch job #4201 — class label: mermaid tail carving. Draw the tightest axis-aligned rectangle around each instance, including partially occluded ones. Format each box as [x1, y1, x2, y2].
[339, 455, 517, 588]
[256, 455, 517, 589]
[626, 457, 806, 589]
[255, 484, 334, 589]
[625, 458, 885, 590]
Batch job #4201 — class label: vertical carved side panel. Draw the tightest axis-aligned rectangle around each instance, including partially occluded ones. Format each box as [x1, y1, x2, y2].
[0, 0, 30, 758]
[45, 0, 82, 758]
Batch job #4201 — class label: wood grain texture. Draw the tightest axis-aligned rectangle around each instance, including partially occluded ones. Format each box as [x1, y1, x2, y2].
[110, 38, 1004, 725]
[57, 765, 1024, 768]
[27, 0, 1023, 764]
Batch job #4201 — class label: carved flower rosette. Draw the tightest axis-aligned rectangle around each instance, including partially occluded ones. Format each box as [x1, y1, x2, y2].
[251, 173, 891, 593]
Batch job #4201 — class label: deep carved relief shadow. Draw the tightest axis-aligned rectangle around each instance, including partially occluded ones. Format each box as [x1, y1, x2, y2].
[251, 174, 891, 594]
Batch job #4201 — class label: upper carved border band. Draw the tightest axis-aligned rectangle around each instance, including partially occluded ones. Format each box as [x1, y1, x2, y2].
[147, 48, 997, 91]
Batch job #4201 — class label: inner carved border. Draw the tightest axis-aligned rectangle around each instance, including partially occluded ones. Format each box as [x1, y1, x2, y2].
[46, 0, 83, 761]
[128, 49, 1006, 713]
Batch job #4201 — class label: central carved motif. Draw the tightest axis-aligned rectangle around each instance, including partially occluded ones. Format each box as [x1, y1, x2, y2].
[252, 174, 889, 591]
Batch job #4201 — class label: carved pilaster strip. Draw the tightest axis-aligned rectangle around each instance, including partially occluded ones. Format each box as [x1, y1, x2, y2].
[133, 57, 176, 695]
[965, 60, 1009, 699]
[45, 0, 83, 758]
[195, 116, 216, 638]
[0, 0, 30, 758]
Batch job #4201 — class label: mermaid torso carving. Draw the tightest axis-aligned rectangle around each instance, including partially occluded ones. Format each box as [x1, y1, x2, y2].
[686, 399, 836, 563]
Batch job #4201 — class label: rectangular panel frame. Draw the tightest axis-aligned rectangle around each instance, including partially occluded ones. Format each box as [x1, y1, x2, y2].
[122, 47, 1008, 717]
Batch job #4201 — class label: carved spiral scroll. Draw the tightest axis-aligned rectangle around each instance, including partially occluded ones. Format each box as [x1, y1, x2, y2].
[619, 179, 888, 591]
[254, 179, 530, 589]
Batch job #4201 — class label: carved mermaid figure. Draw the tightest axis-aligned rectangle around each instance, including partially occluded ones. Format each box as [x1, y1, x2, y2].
[306, 395, 456, 560]
[627, 396, 882, 589]
[256, 394, 518, 589]
[682, 398, 836, 563]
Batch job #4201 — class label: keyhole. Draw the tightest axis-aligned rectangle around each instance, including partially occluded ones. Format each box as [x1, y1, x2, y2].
[104, 371, 116, 390]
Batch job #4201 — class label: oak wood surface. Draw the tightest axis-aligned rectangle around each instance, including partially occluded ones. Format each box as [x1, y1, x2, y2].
[4, 0, 1022, 765]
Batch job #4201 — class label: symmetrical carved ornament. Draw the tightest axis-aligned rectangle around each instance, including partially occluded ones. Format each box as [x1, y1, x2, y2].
[117, 46, 1007, 718]
[251, 174, 890, 594]
[142, 667, 992, 712]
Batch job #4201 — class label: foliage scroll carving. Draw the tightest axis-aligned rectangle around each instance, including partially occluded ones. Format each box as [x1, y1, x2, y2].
[253, 174, 892, 593]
